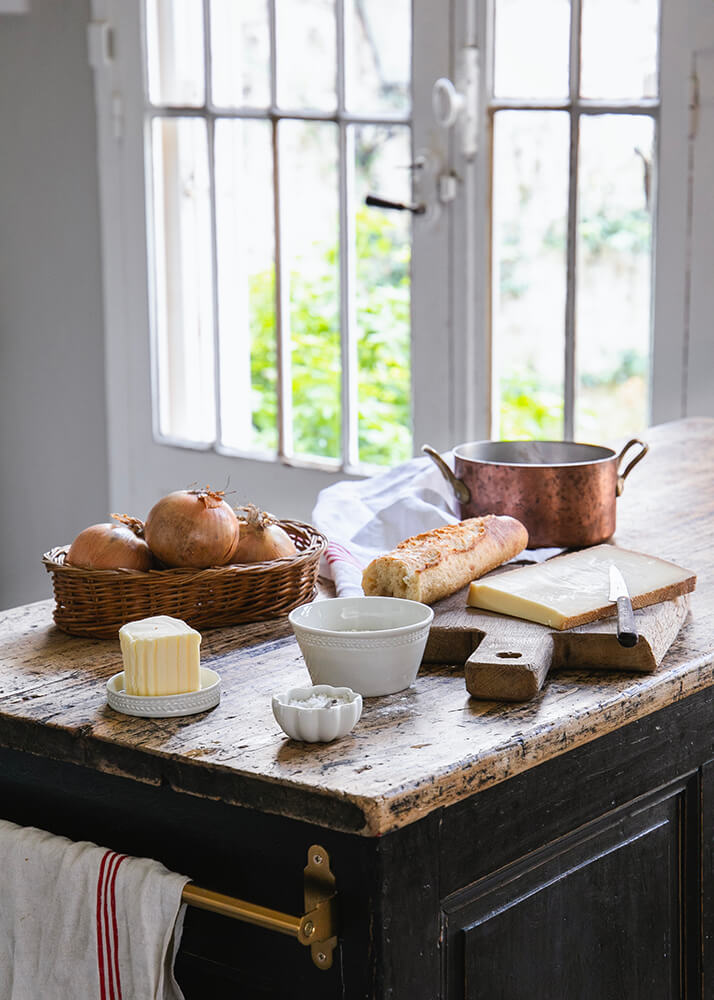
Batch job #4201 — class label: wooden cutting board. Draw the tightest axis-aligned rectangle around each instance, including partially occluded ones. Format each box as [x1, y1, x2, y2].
[423, 588, 691, 702]
[465, 544, 696, 630]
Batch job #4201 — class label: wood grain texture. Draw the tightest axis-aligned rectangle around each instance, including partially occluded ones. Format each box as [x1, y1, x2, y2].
[428, 592, 691, 702]
[1, 418, 714, 837]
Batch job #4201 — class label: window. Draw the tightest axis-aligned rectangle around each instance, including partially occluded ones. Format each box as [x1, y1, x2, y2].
[489, 0, 659, 443]
[144, 0, 412, 472]
[90, 0, 701, 523]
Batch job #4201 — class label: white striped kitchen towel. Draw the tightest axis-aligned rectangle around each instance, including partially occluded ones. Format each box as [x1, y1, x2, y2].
[313, 451, 563, 596]
[313, 451, 460, 596]
[0, 819, 190, 1000]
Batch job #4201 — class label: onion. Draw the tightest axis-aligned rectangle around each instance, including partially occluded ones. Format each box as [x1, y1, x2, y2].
[144, 487, 240, 568]
[66, 514, 152, 571]
[233, 504, 297, 563]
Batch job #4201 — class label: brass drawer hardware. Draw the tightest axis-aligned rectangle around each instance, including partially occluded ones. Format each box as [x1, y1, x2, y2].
[181, 844, 338, 970]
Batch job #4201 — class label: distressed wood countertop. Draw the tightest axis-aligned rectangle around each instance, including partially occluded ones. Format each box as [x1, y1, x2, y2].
[1, 419, 714, 837]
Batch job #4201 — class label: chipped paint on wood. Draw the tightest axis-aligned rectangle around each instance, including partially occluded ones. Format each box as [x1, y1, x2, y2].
[0, 419, 713, 836]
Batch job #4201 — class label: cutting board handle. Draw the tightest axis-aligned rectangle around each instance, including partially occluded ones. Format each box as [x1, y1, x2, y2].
[465, 631, 555, 702]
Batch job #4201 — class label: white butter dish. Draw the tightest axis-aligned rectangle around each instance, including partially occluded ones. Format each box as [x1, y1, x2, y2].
[106, 667, 221, 718]
[272, 684, 362, 742]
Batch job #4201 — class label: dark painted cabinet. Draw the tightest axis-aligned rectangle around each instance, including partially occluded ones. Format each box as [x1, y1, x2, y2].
[1, 686, 712, 999]
[443, 780, 692, 999]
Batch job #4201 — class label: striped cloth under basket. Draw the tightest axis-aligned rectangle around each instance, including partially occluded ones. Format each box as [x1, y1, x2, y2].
[42, 519, 327, 639]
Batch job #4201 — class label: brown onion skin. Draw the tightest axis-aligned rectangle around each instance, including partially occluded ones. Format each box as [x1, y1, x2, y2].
[144, 489, 240, 568]
[66, 523, 153, 571]
[233, 505, 297, 563]
[233, 523, 297, 563]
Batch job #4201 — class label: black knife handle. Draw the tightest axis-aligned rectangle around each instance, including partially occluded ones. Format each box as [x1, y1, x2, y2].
[616, 596, 638, 647]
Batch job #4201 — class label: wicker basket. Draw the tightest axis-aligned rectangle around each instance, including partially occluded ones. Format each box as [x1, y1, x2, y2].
[43, 519, 327, 639]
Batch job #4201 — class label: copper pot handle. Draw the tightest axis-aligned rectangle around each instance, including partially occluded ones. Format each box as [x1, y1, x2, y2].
[615, 438, 649, 497]
[421, 445, 472, 505]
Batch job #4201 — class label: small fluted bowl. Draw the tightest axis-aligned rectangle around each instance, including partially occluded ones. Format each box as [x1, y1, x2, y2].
[288, 596, 434, 697]
[272, 684, 362, 743]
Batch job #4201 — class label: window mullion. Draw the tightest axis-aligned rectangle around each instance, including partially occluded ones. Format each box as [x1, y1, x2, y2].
[340, 124, 359, 468]
[336, 0, 357, 468]
[269, 0, 293, 460]
[564, 0, 582, 441]
[203, 0, 223, 449]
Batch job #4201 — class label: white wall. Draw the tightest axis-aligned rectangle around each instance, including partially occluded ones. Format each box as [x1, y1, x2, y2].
[0, 0, 109, 610]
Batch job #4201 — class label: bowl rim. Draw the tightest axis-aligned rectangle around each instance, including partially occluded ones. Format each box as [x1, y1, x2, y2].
[288, 596, 434, 638]
[272, 684, 362, 711]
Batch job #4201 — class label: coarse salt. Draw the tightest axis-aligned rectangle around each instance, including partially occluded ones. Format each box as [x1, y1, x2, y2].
[286, 692, 352, 710]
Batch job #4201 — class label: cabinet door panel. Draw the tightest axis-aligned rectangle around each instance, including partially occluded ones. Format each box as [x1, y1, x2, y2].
[443, 784, 688, 1000]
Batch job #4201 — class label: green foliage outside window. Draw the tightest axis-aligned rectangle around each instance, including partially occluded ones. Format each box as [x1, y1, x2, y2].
[247, 208, 410, 466]
[246, 196, 650, 464]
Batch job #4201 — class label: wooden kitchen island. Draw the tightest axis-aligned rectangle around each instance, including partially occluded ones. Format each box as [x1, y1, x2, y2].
[1, 418, 713, 999]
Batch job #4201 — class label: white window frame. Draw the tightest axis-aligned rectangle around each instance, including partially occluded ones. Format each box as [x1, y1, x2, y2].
[89, 0, 705, 523]
[90, 0, 457, 521]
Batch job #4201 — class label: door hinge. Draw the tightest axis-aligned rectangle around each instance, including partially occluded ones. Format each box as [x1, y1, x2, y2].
[111, 92, 124, 142]
[87, 19, 113, 70]
[458, 45, 479, 159]
[690, 68, 700, 140]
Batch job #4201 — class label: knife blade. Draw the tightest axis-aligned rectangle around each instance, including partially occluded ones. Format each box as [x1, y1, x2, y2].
[608, 564, 638, 647]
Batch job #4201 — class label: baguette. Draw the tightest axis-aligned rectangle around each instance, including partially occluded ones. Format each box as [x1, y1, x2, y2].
[361, 515, 529, 605]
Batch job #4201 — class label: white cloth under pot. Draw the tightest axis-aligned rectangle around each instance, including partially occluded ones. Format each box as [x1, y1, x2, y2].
[0, 819, 190, 1000]
[312, 451, 561, 596]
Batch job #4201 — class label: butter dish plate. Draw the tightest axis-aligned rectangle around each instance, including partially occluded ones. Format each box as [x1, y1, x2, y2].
[106, 667, 221, 718]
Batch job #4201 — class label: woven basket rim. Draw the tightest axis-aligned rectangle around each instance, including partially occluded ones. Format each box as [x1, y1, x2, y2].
[43, 517, 327, 579]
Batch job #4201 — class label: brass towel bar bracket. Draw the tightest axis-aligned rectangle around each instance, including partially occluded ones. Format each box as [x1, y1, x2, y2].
[181, 844, 338, 970]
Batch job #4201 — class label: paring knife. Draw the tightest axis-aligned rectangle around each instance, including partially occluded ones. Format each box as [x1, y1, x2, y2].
[608, 564, 638, 647]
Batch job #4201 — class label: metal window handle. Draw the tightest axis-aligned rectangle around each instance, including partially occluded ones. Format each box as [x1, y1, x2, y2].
[365, 194, 426, 215]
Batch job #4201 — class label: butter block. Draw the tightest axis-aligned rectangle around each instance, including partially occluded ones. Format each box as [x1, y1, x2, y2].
[467, 544, 696, 630]
[119, 616, 201, 696]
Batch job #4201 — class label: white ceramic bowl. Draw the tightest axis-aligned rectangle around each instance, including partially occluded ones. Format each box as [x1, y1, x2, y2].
[288, 596, 434, 697]
[272, 684, 363, 742]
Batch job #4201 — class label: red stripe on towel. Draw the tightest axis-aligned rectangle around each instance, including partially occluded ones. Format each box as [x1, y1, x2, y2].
[96, 850, 112, 1000]
[325, 541, 362, 569]
[103, 853, 124, 1000]
[108, 855, 127, 1000]
[98, 851, 124, 1000]
[102, 854, 116, 999]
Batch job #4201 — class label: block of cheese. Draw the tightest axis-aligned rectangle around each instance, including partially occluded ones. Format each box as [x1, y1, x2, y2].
[119, 616, 201, 696]
[467, 544, 696, 630]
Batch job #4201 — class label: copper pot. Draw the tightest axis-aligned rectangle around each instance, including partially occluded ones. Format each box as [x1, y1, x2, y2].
[422, 438, 649, 549]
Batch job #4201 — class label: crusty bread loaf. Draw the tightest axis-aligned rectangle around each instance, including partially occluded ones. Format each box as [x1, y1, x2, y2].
[361, 515, 529, 605]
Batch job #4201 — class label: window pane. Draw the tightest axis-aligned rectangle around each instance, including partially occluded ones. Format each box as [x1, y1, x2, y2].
[150, 118, 215, 443]
[345, 0, 410, 116]
[215, 120, 276, 454]
[279, 121, 340, 460]
[275, 0, 336, 111]
[575, 115, 653, 442]
[146, 0, 205, 107]
[581, 0, 659, 100]
[493, 0, 570, 100]
[492, 111, 569, 439]
[353, 125, 412, 465]
[210, 0, 270, 108]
